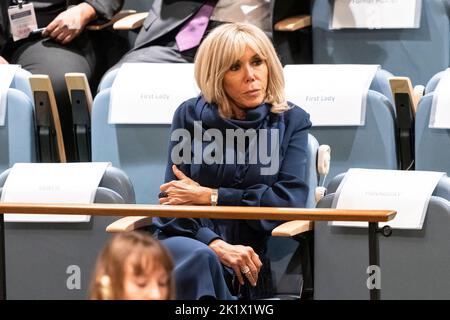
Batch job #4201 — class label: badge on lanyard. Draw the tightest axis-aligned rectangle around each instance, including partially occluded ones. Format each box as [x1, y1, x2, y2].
[7, 0, 38, 41]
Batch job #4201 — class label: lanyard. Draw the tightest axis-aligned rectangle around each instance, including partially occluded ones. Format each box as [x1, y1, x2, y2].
[13, 1, 25, 9]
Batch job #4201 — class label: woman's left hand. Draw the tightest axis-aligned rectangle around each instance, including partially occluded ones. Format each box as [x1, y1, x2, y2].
[42, 3, 96, 44]
[159, 165, 212, 205]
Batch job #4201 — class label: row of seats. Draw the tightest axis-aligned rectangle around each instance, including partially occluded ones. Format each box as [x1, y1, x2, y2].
[1, 63, 450, 299]
[90, 65, 450, 299]
[1, 0, 449, 300]
[4, 65, 448, 186]
[1, 124, 449, 300]
[1, 161, 449, 300]
[4, 0, 447, 169]
[0, 65, 447, 199]
[0, 65, 323, 299]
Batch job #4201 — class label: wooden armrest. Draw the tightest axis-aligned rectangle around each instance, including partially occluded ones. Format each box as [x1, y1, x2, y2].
[106, 216, 152, 233]
[87, 10, 137, 31]
[271, 220, 313, 237]
[29, 75, 67, 163]
[64, 73, 93, 114]
[113, 12, 149, 30]
[389, 76, 419, 114]
[274, 15, 311, 32]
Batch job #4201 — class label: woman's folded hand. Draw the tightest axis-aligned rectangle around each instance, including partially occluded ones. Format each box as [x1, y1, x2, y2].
[171, 165, 199, 186]
[159, 165, 211, 205]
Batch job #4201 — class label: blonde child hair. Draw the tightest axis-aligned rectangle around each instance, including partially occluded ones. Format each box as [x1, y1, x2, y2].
[89, 232, 175, 300]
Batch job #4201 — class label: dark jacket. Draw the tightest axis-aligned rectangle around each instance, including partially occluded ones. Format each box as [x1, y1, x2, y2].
[133, 0, 312, 64]
[0, 0, 123, 50]
[153, 96, 311, 254]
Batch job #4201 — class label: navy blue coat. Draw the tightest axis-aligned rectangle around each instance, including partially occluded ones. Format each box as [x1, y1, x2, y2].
[153, 96, 311, 299]
[154, 96, 311, 255]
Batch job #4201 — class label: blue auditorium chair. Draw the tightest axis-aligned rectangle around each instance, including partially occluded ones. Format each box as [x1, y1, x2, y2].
[8, 68, 33, 101]
[0, 165, 135, 299]
[415, 70, 450, 174]
[286, 67, 399, 184]
[313, 172, 450, 300]
[91, 86, 171, 204]
[0, 69, 36, 173]
[424, 70, 446, 95]
[312, 0, 450, 86]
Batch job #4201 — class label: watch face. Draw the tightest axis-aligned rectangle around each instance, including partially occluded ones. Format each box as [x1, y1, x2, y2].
[211, 190, 218, 205]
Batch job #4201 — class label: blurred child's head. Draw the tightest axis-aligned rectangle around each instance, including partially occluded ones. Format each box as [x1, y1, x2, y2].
[90, 232, 175, 300]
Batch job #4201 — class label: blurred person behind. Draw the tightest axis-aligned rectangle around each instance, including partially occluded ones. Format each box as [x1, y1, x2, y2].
[111, 0, 311, 69]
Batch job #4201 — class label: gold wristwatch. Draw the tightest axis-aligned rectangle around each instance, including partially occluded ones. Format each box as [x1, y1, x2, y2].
[210, 189, 218, 206]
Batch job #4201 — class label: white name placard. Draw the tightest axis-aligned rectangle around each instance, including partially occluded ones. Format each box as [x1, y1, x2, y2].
[331, 0, 422, 30]
[1, 162, 111, 223]
[331, 168, 444, 229]
[429, 68, 450, 129]
[0, 64, 20, 126]
[284, 64, 379, 126]
[109, 63, 200, 124]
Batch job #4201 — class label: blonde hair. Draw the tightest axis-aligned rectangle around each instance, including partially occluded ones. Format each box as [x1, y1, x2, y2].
[89, 232, 175, 300]
[194, 22, 289, 118]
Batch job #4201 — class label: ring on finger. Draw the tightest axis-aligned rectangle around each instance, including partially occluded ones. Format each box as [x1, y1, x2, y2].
[240, 266, 250, 274]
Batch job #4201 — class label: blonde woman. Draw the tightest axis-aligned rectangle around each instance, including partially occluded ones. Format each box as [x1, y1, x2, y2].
[89, 232, 175, 300]
[154, 23, 311, 300]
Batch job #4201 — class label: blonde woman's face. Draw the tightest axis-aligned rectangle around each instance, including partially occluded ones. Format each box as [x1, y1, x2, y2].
[223, 46, 268, 112]
[123, 261, 170, 300]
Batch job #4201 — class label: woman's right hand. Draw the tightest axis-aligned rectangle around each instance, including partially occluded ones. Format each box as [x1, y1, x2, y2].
[171, 165, 199, 186]
[0, 56, 8, 64]
[208, 239, 262, 287]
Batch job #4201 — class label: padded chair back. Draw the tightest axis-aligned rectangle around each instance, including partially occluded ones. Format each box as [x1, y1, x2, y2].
[314, 173, 450, 299]
[0, 165, 135, 299]
[307, 69, 398, 183]
[0, 69, 36, 172]
[9, 68, 33, 101]
[92, 86, 170, 204]
[424, 70, 445, 94]
[98, 68, 120, 92]
[415, 73, 450, 174]
[312, 0, 450, 85]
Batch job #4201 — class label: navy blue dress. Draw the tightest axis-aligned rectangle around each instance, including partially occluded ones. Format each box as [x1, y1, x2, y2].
[153, 96, 311, 300]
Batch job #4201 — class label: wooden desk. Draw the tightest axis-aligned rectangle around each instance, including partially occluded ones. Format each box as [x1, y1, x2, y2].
[0, 203, 396, 300]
